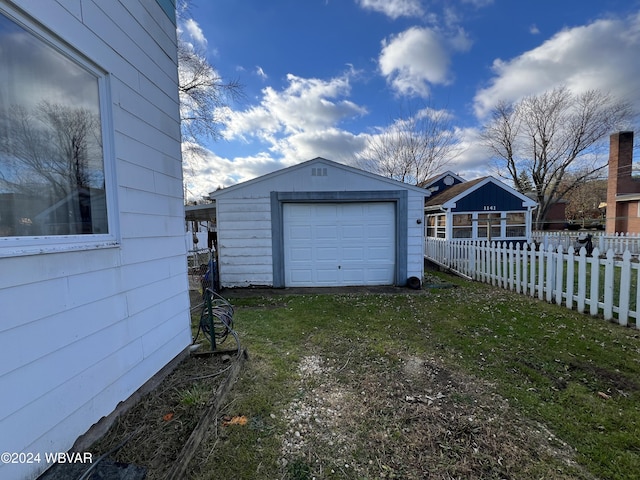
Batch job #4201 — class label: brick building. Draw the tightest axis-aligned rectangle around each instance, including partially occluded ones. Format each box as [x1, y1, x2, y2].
[606, 131, 639, 234]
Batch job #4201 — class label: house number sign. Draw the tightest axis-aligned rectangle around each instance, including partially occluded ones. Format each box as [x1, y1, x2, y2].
[482, 205, 497, 211]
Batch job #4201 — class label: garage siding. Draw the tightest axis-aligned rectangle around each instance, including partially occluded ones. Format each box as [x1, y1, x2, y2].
[406, 193, 426, 280]
[216, 198, 274, 287]
[210, 158, 427, 288]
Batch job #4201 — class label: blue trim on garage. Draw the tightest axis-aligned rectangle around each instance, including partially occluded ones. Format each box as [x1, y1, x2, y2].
[270, 191, 408, 288]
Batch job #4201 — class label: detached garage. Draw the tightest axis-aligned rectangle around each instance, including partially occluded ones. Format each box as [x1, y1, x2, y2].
[208, 158, 428, 288]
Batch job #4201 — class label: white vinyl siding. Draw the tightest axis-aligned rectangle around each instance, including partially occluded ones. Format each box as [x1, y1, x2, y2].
[216, 199, 274, 287]
[0, 2, 189, 480]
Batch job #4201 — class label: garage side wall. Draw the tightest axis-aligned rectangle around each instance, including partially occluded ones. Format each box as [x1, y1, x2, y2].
[406, 190, 426, 281]
[216, 197, 273, 287]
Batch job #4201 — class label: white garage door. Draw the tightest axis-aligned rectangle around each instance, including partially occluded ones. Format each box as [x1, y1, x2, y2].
[283, 202, 396, 287]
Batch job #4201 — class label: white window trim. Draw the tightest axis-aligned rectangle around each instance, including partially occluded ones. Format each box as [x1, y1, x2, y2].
[446, 211, 529, 241]
[0, 5, 119, 257]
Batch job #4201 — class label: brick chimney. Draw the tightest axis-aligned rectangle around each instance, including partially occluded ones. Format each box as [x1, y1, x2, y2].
[606, 131, 636, 234]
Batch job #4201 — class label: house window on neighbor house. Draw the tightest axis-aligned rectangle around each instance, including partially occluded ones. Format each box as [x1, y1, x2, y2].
[426, 214, 446, 238]
[0, 9, 111, 242]
[505, 212, 526, 237]
[477, 213, 502, 240]
[452, 213, 472, 238]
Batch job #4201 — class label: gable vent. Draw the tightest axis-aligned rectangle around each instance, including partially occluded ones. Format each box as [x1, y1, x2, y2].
[311, 167, 328, 177]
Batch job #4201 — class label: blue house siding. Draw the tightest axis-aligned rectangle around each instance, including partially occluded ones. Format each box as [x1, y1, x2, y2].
[452, 183, 529, 212]
[425, 176, 537, 242]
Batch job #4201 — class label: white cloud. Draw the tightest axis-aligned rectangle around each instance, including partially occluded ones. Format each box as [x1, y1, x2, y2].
[221, 72, 367, 141]
[182, 71, 371, 197]
[447, 127, 493, 177]
[356, 0, 424, 19]
[379, 26, 471, 97]
[182, 147, 285, 200]
[473, 12, 640, 118]
[255, 66, 268, 79]
[182, 18, 207, 47]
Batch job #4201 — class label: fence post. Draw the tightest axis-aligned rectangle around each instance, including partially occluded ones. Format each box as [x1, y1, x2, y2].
[515, 242, 522, 294]
[618, 250, 631, 326]
[545, 244, 555, 303]
[566, 246, 574, 310]
[589, 247, 600, 316]
[468, 241, 475, 278]
[528, 243, 536, 297]
[603, 249, 615, 321]
[576, 246, 587, 314]
[555, 245, 564, 306]
[537, 244, 546, 301]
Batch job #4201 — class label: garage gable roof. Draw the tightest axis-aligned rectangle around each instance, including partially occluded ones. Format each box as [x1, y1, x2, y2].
[208, 157, 430, 198]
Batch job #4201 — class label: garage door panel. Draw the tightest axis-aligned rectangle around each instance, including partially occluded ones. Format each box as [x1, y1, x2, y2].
[342, 246, 364, 261]
[283, 202, 395, 286]
[342, 225, 365, 240]
[365, 267, 394, 283]
[367, 224, 394, 238]
[367, 246, 394, 260]
[288, 225, 312, 240]
[316, 225, 338, 239]
[289, 246, 313, 261]
[342, 268, 365, 282]
[316, 268, 340, 284]
[289, 269, 313, 284]
[288, 204, 314, 218]
[316, 246, 340, 260]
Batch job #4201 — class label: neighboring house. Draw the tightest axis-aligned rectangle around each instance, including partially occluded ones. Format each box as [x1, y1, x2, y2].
[541, 198, 569, 231]
[606, 131, 639, 234]
[0, 2, 191, 479]
[424, 175, 537, 242]
[422, 170, 465, 196]
[207, 157, 428, 288]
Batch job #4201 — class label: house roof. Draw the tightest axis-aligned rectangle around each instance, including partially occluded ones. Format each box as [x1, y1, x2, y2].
[425, 177, 486, 208]
[208, 157, 431, 198]
[425, 176, 537, 210]
[421, 170, 466, 189]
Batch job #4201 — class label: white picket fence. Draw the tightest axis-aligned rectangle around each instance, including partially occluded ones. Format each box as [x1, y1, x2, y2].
[532, 231, 640, 256]
[425, 238, 640, 328]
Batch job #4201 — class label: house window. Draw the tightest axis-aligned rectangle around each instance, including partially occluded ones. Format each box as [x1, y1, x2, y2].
[505, 212, 526, 237]
[477, 213, 501, 240]
[0, 9, 113, 249]
[426, 214, 446, 238]
[452, 213, 472, 238]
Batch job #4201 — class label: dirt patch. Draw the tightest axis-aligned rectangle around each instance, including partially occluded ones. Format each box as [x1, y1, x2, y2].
[84, 351, 241, 479]
[274, 352, 593, 479]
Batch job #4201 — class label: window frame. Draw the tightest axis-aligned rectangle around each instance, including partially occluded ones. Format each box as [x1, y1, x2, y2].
[426, 214, 446, 238]
[0, 5, 118, 257]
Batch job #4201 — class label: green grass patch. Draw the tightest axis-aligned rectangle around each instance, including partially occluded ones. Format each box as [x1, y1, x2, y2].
[192, 276, 640, 479]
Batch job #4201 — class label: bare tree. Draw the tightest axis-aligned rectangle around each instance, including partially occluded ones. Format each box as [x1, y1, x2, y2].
[176, 1, 243, 160]
[355, 103, 461, 186]
[481, 86, 634, 229]
[563, 176, 607, 227]
[0, 102, 102, 197]
[178, 41, 242, 155]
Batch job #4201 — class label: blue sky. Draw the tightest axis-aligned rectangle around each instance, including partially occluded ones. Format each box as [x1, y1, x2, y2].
[179, 0, 640, 200]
